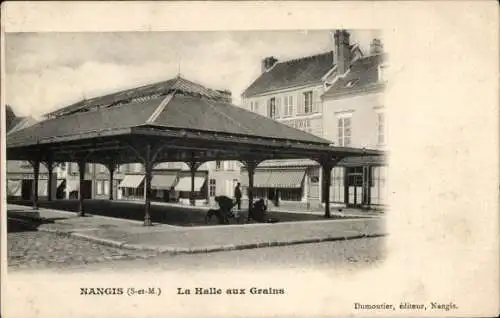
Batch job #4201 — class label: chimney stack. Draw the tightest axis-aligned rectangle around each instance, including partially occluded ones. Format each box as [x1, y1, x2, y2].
[370, 38, 383, 54]
[334, 30, 352, 75]
[261, 56, 278, 73]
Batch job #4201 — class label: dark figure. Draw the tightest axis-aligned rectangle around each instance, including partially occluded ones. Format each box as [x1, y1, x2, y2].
[234, 182, 242, 211]
[250, 198, 279, 223]
[205, 195, 235, 224]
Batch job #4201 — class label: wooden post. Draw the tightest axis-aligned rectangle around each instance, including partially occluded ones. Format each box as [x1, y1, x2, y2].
[144, 145, 153, 226]
[107, 163, 115, 200]
[77, 160, 86, 216]
[187, 161, 201, 206]
[319, 156, 342, 219]
[46, 160, 54, 201]
[32, 159, 40, 210]
[245, 160, 259, 221]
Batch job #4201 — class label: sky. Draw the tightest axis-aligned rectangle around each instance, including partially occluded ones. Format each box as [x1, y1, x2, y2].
[5, 30, 382, 118]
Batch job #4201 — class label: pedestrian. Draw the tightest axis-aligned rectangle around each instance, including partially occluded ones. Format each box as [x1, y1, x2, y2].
[234, 182, 242, 211]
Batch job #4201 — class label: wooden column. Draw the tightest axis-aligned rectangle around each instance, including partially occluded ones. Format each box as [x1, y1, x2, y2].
[319, 157, 342, 219]
[187, 161, 202, 206]
[31, 159, 40, 210]
[144, 145, 153, 226]
[244, 160, 259, 221]
[107, 163, 116, 201]
[46, 160, 54, 201]
[77, 160, 86, 216]
[322, 162, 332, 218]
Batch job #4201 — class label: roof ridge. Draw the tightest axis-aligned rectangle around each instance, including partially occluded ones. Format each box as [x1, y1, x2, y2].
[275, 50, 333, 65]
[146, 92, 175, 124]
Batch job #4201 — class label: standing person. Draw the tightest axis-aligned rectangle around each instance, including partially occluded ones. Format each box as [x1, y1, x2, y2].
[234, 182, 242, 211]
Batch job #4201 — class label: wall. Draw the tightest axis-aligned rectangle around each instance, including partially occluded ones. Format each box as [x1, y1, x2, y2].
[244, 85, 326, 137]
[323, 91, 385, 149]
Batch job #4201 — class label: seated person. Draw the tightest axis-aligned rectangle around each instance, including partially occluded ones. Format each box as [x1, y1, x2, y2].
[251, 198, 267, 222]
[214, 195, 236, 221]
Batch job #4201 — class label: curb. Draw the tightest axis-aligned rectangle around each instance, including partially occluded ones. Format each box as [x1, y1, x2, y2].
[10, 215, 386, 255]
[119, 233, 387, 255]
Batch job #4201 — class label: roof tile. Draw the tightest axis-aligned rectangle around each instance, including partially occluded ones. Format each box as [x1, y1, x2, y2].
[242, 51, 334, 97]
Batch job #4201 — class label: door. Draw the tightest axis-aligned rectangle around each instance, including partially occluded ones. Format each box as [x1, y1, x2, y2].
[347, 167, 363, 207]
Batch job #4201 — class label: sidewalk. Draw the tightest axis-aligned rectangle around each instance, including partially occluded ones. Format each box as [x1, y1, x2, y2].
[8, 204, 387, 255]
[126, 199, 384, 218]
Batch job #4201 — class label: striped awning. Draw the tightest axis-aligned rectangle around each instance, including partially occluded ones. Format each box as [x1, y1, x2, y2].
[240, 169, 306, 188]
[37, 179, 48, 196]
[175, 177, 205, 191]
[118, 174, 144, 188]
[66, 179, 79, 193]
[240, 170, 271, 188]
[7, 180, 22, 196]
[266, 169, 305, 188]
[151, 173, 178, 190]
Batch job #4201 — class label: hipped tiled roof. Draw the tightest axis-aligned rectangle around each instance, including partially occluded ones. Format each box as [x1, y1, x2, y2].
[242, 51, 335, 98]
[8, 76, 331, 147]
[44, 77, 228, 118]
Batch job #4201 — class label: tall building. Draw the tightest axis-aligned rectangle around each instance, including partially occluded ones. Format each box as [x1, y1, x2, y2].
[240, 30, 387, 210]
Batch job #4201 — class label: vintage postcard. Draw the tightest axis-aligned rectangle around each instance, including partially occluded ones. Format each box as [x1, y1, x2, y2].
[1, 1, 498, 317]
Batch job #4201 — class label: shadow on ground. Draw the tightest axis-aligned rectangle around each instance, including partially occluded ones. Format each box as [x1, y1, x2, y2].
[8, 199, 353, 227]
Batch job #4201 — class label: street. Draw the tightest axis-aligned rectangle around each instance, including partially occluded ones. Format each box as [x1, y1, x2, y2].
[8, 224, 386, 273]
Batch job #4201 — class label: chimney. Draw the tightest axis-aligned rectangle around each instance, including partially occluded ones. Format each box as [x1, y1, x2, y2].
[370, 38, 383, 54]
[334, 30, 352, 75]
[261, 56, 278, 73]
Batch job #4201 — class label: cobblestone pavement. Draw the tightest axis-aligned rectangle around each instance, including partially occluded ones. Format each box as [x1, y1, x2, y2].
[8, 219, 385, 272]
[72, 237, 386, 272]
[8, 229, 158, 272]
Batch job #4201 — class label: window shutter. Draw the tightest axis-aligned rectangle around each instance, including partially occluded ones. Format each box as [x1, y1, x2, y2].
[297, 92, 304, 114]
[289, 96, 294, 116]
[276, 97, 281, 118]
[312, 91, 319, 113]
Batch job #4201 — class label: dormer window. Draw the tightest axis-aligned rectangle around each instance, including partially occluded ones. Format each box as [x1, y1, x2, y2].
[378, 64, 388, 82]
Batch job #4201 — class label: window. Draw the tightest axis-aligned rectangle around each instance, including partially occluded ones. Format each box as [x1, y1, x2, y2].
[303, 91, 313, 113]
[337, 115, 352, 146]
[254, 101, 259, 113]
[104, 181, 110, 195]
[215, 161, 222, 170]
[209, 179, 216, 196]
[377, 112, 385, 145]
[267, 97, 276, 119]
[280, 188, 302, 201]
[96, 180, 104, 195]
[378, 64, 388, 82]
[283, 96, 293, 117]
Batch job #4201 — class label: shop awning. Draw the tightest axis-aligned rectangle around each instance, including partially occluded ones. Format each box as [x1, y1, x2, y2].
[151, 173, 178, 190]
[66, 179, 79, 193]
[7, 180, 22, 196]
[240, 170, 274, 188]
[240, 169, 306, 188]
[175, 176, 206, 191]
[37, 179, 48, 196]
[118, 174, 144, 188]
[266, 169, 306, 188]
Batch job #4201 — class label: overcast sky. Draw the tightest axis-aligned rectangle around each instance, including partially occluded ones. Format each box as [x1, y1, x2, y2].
[5, 30, 381, 117]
